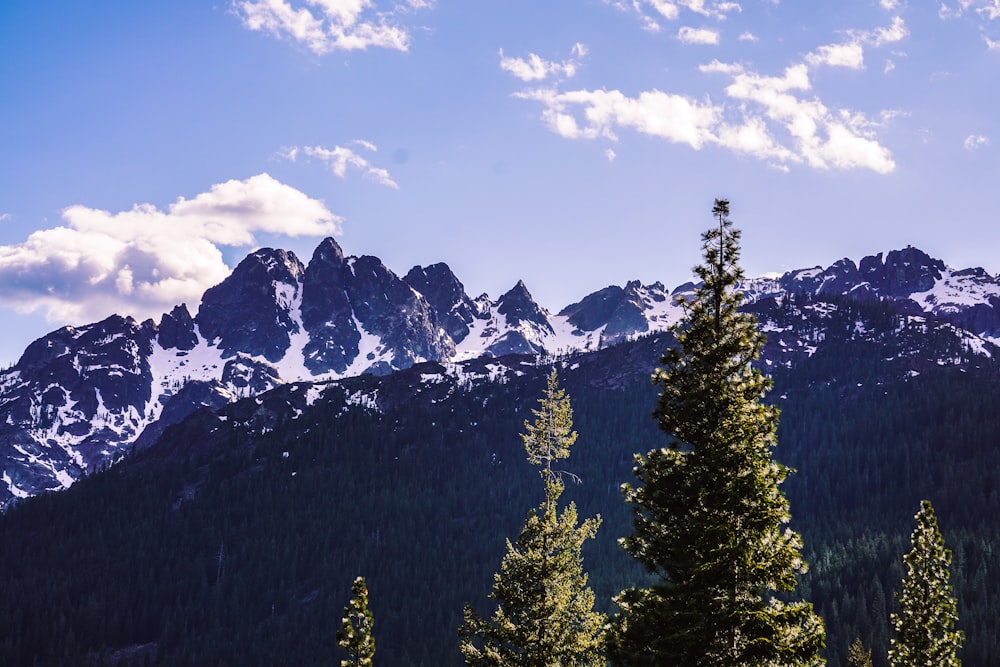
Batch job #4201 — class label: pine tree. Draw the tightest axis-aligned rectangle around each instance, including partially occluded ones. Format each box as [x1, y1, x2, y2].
[337, 576, 375, 667]
[460, 370, 605, 666]
[611, 199, 825, 666]
[847, 638, 873, 667]
[888, 499, 963, 667]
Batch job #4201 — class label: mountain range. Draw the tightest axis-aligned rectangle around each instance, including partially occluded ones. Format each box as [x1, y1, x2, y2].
[2, 238, 1000, 507]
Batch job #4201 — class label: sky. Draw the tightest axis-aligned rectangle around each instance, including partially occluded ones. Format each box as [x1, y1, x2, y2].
[1, 0, 999, 366]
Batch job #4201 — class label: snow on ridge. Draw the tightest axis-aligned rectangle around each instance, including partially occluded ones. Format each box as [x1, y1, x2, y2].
[912, 267, 1000, 315]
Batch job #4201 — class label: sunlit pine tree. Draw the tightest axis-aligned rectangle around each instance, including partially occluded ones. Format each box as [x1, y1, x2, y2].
[460, 370, 605, 666]
[888, 500, 963, 667]
[338, 576, 375, 667]
[611, 199, 825, 666]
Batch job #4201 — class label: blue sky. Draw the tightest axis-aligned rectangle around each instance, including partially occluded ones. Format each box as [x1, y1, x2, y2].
[1, 0, 999, 365]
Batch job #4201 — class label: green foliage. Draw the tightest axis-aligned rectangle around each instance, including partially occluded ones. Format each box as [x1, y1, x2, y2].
[848, 638, 873, 667]
[338, 576, 375, 667]
[613, 199, 825, 666]
[461, 372, 606, 666]
[521, 370, 578, 483]
[888, 500, 963, 667]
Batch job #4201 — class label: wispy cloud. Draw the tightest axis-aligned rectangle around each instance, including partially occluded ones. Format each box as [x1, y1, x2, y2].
[0, 174, 340, 324]
[678, 26, 720, 44]
[281, 141, 398, 188]
[234, 0, 433, 54]
[938, 0, 1000, 19]
[0, 214, 10, 223]
[964, 133, 990, 149]
[499, 43, 587, 82]
[602, 0, 740, 31]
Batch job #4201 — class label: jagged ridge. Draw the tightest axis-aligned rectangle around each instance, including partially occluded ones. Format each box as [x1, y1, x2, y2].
[2, 239, 1000, 506]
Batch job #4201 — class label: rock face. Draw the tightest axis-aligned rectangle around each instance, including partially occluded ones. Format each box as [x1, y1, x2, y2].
[403, 263, 484, 343]
[300, 238, 360, 375]
[3, 240, 1000, 507]
[0, 315, 156, 501]
[345, 255, 455, 370]
[559, 280, 655, 346]
[483, 281, 555, 356]
[158, 304, 198, 351]
[195, 249, 306, 363]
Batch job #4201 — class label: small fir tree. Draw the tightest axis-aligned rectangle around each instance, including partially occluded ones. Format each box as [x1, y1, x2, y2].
[460, 371, 605, 666]
[847, 638, 873, 667]
[888, 500, 963, 667]
[611, 199, 825, 666]
[338, 576, 375, 667]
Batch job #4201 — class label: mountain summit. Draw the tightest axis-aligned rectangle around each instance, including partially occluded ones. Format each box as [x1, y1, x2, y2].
[2, 239, 1000, 506]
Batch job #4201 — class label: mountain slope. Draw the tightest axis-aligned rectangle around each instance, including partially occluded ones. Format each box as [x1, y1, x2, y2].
[2, 239, 1000, 505]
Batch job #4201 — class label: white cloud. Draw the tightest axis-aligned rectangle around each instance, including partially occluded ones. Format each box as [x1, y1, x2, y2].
[602, 0, 740, 29]
[648, 0, 680, 20]
[499, 44, 586, 82]
[515, 87, 722, 147]
[605, 148, 617, 162]
[703, 60, 895, 172]
[806, 42, 865, 69]
[512, 4, 900, 174]
[939, 1, 975, 19]
[678, 26, 720, 44]
[0, 174, 340, 325]
[0, 214, 10, 222]
[964, 134, 990, 149]
[801, 17, 906, 71]
[739, 31, 758, 42]
[282, 141, 398, 188]
[880, 0, 900, 9]
[865, 16, 909, 46]
[981, 1, 1000, 19]
[986, 34, 1000, 48]
[234, 0, 431, 54]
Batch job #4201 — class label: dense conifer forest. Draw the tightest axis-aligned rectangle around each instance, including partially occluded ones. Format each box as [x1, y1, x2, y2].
[2, 283, 999, 666]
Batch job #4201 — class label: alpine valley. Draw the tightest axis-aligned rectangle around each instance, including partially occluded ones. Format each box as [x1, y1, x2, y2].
[3, 238, 1000, 666]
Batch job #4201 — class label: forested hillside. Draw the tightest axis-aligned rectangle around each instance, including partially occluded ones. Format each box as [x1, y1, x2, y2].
[2, 299, 999, 665]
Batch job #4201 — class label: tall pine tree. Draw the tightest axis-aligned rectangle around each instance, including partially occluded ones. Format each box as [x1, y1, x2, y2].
[460, 370, 605, 666]
[888, 499, 963, 667]
[338, 576, 375, 667]
[611, 199, 825, 666]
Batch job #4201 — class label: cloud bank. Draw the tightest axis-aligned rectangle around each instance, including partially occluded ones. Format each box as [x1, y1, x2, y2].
[234, 0, 432, 54]
[0, 174, 340, 325]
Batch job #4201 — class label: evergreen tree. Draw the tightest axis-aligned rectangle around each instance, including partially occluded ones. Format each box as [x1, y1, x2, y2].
[888, 500, 963, 667]
[847, 638, 873, 667]
[338, 576, 375, 667]
[460, 371, 605, 666]
[611, 199, 825, 666]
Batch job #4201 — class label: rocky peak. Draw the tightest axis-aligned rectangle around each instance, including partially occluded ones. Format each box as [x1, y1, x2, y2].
[497, 280, 551, 332]
[195, 248, 306, 362]
[158, 304, 198, 351]
[403, 263, 481, 343]
[859, 247, 945, 297]
[345, 256, 455, 370]
[558, 282, 649, 345]
[301, 238, 359, 375]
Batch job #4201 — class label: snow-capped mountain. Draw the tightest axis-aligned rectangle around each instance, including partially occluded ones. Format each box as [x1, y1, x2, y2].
[2, 239, 1000, 506]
